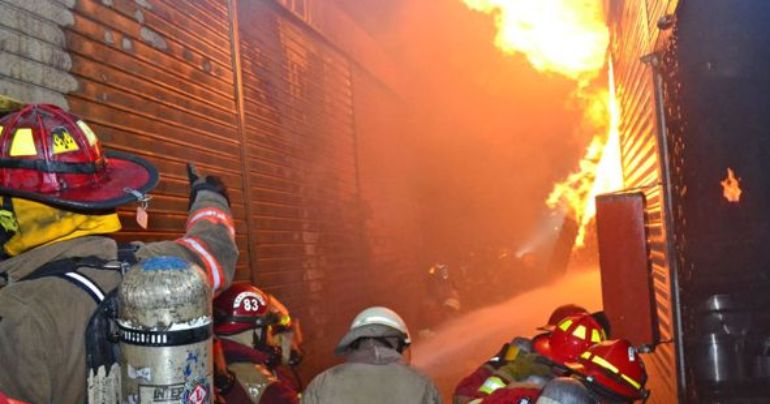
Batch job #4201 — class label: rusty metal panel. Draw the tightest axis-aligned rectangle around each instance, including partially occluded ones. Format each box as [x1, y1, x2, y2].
[237, 0, 366, 376]
[596, 193, 658, 346]
[59, 0, 251, 276]
[1, 0, 406, 382]
[349, 63, 424, 328]
[610, 0, 680, 401]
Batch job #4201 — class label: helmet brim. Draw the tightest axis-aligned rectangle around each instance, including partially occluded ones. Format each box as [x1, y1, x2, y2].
[570, 364, 645, 401]
[565, 361, 587, 375]
[334, 324, 407, 356]
[533, 333, 552, 357]
[0, 150, 159, 211]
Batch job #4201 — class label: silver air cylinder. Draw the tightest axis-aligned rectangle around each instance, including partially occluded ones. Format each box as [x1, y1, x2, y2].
[118, 256, 213, 404]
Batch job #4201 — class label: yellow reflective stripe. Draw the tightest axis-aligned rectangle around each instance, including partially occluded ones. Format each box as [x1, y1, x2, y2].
[620, 373, 641, 389]
[10, 128, 37, 156]
[558, 319, 573, 332]
[468, 400, 483, 404]
[0, 207, 18, 233]
[77, 120, 98, 145]
[591, 329, 602, 343]
[591, 355, 619, 374]
[572, 325, 587, 340]
[0, 125, 4, 136]
[478, 376, 506, 395]
[580, 351, 591, 360]
[279, 314, 291, 326]
[503, 345, 520, 361]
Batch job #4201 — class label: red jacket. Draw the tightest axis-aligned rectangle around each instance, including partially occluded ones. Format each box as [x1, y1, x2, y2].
[480, 385, 542, 404]
[454, 365, 495, 401]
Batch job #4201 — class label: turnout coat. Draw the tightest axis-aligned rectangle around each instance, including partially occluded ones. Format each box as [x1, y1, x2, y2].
[302, 343, 442, 404]
[0, 191, 238, 404]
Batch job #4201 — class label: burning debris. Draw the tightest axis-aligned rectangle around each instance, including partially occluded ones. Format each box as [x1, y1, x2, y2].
[721, 167, 742, 203]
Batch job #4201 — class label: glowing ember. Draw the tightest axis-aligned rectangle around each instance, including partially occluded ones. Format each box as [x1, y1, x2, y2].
[721, 168, 742, 203]
[461, 0, 609, 82]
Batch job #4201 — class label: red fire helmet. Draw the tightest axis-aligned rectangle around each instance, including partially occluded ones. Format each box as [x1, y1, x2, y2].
[534, 313, 606, 366]
[567, 339, 648, 401]
[213, 282, 272, 335]
[540, 304, 588, 331]
[0, 104, 158, 210]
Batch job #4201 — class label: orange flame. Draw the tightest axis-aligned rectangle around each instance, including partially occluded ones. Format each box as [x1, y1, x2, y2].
[547, 61, 623, 247]
[463, 0, 621, 249]
[461, 0, 609, 81]
[721, 168, 742, 203]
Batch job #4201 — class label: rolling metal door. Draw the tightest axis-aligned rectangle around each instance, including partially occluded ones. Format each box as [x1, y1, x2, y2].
[610, 0, 680, 401]
[57, 0, 252, 277]
[237, 0, 366, 375]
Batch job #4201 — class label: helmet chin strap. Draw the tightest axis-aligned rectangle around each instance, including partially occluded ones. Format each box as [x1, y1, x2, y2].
[251, 328, 263, 346]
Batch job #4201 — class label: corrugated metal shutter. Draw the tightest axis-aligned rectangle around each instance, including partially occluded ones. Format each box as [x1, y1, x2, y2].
[59, 0, 252, 278]
[237, 0, 367, 375]
[350, 64, 423, 323]
[611, 0, 679, 402]
[2, 0, 413, 378]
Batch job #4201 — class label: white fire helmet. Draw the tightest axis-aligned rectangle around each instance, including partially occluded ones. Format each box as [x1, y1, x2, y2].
[335, 306, 411, 355]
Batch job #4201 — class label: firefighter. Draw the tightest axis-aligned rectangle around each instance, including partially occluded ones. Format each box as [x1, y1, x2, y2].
[453, 304, 590, 403]
[565, 339, 649, 403]
[468, 313, 607, 403]
[420, 262, 462, 337]
[487, 340, 648, 404]
[213, 282, 303, 403]
[469, 377, 594, 404]
[0, 104, 238, 404]
[302, 306, 441, 404]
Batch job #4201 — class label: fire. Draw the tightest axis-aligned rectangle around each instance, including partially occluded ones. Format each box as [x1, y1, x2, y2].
[463, 0, 621, 249]
[721, 168, 742, 203]
[547, 62, 623, 247]
[461, 0, 609, 81]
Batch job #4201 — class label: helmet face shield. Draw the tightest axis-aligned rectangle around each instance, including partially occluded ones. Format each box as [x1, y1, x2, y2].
[214, 284, 304, 365]
[265, 318, 303, 366]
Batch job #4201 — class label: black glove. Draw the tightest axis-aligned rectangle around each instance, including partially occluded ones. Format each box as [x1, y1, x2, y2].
[187, 163, 230, 208]
[214, 367, 236, 396]
[487, 343, 511, 369]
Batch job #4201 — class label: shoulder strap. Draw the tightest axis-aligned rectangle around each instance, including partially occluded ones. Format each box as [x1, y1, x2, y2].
[116, 242, 139, 266]
[18, 256, 116, 304]
[16, 240, 138, 303]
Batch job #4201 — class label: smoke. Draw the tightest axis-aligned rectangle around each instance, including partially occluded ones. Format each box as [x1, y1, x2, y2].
[411, 269, 602, 399]
[339, 0, 590, 261]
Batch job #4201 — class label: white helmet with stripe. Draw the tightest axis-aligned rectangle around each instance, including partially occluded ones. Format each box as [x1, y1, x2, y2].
[335, 306, 411, 355]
